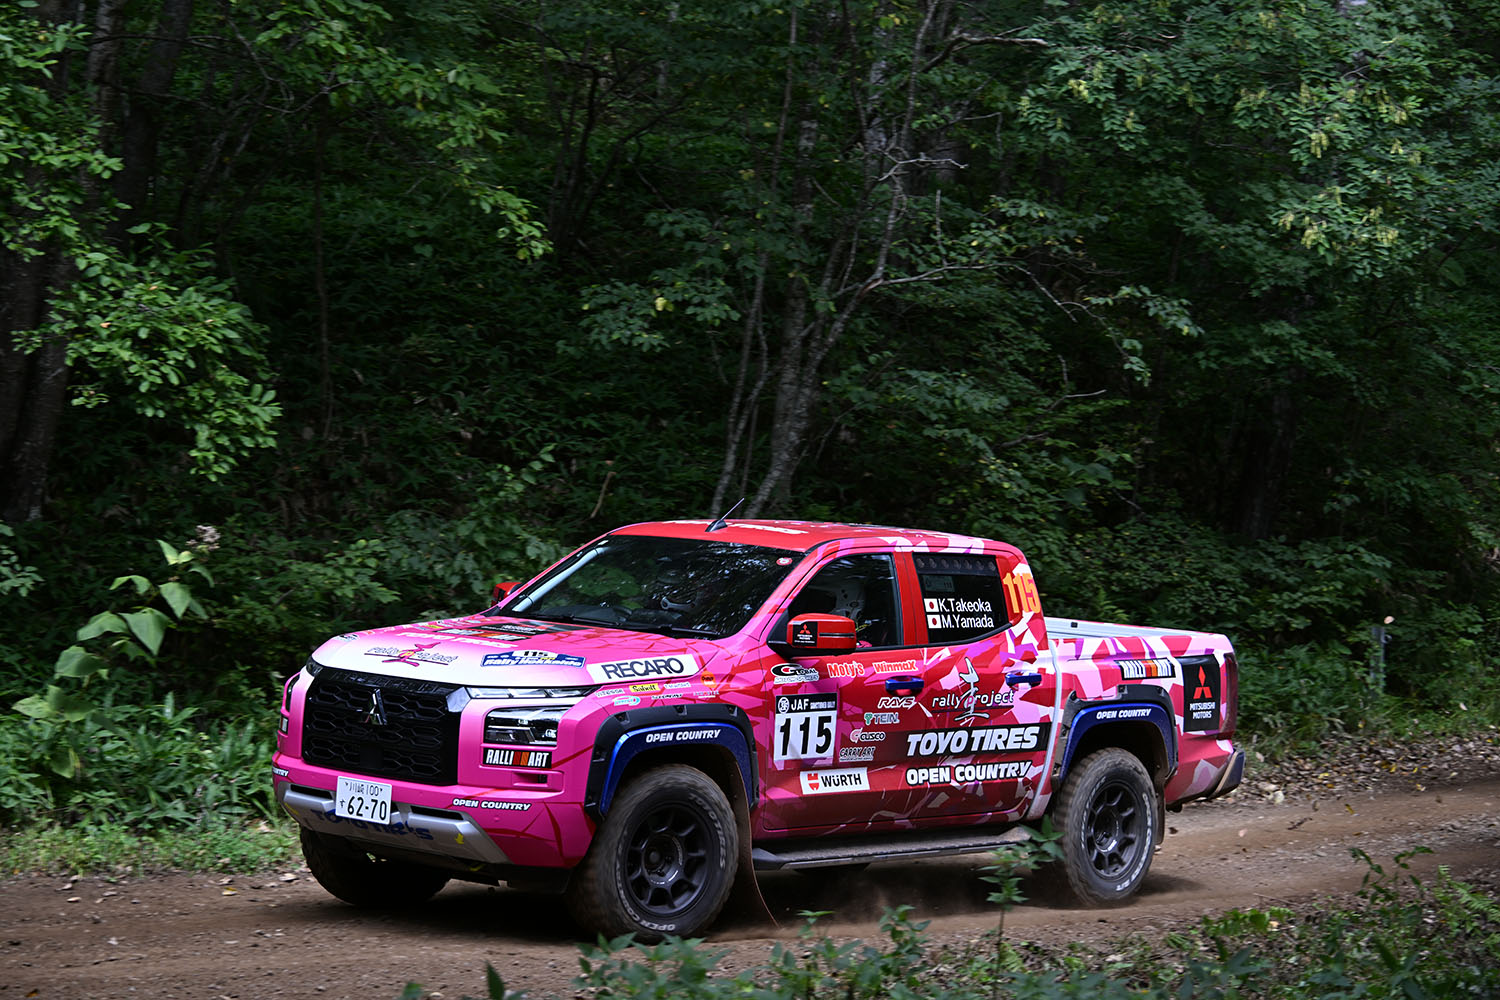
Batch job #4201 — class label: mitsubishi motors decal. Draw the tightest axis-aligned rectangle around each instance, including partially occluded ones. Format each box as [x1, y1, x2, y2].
[1183, 656, 1221, 732]
[798, 768, 869, 794]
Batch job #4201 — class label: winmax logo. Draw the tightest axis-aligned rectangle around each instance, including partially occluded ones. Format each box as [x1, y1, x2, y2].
[586, 654, 700, 683]
[798, 768, 869, 794]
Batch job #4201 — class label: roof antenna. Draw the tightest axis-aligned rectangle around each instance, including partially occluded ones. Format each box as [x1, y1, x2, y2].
[706, 497, 745, 532]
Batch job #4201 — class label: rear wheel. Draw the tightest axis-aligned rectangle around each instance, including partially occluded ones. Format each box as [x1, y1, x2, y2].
[566, 765, 737, 941]
[299, 828, 450, 908]
[1052, 748, 1156, 905]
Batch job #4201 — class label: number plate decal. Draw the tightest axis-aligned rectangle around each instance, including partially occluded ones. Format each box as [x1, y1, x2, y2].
[334, 775, 393, 824]
[773, 692, 838, 762]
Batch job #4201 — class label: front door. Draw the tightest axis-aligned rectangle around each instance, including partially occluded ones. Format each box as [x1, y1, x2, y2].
[761, 550, 948, 831]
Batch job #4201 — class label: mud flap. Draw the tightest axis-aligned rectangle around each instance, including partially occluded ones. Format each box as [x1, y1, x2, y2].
[714, 790, 777, 934]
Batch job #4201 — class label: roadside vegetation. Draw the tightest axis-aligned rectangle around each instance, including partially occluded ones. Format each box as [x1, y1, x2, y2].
[398, 846, 1500, 1000]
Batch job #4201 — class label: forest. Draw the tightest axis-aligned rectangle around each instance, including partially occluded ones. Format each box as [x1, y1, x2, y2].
[2, 0, 1498, 835]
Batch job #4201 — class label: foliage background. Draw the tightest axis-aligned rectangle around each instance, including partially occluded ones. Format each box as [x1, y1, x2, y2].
[2, 0, 1498, 834]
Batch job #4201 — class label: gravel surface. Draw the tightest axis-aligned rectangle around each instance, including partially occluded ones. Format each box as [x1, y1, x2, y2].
[1235, 728, 1500, 804]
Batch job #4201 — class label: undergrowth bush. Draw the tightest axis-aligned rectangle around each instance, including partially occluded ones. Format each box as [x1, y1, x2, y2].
[0, 815, 299, 876]
[0, 696, 277, 829]
[401, 848, 1500, 1000]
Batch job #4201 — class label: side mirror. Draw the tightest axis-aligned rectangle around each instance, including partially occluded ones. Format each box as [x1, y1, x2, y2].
[785, 613, 857, 654]
[491, 580, 520, 603]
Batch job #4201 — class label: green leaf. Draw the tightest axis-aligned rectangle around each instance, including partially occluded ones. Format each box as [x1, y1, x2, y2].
[159, 581, 192, 619]
[123, 607, 172, 656]
[11, 694, 53, 719]
[45, 685, 95, 722]
[77, 611, 129, 641]
[55, 645, 108, 678]
[157, 538, 188, 565]
[49, 745, 81, 778]
[110, 574, 151, 595]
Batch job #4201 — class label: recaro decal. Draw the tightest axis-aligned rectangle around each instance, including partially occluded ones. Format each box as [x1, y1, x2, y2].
[587, 653, 701, 684]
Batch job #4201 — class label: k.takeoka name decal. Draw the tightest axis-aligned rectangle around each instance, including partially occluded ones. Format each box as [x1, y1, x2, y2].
[904, 723, 1052, 757]
[586, 654, 701, 683]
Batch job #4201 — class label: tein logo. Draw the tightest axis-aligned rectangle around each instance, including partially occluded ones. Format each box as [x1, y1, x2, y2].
[798, 768, 870, 794]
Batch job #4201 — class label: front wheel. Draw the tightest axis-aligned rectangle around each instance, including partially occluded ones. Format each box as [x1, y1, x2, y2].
[1052, 748, 1156, 906]
[566, 764, 738, 941]
[300, 828, 450, 908]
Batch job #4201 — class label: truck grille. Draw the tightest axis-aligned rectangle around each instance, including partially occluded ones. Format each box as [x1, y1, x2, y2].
[301, 668, 465, 785]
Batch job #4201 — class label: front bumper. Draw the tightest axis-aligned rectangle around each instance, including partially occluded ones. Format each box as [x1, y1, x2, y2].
[277, 783, 512, 864]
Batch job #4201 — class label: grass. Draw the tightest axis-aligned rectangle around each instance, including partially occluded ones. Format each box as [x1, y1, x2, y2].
[411, 852, 1499, 1000]
[0, 815, 300, 878]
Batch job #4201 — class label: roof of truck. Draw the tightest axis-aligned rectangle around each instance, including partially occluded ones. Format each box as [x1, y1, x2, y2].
[610, 518, 1011, 555]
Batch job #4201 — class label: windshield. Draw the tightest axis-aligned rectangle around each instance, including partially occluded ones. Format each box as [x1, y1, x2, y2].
[495, 534, 802, 639]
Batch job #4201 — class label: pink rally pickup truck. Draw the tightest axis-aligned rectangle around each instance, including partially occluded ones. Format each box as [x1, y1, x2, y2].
[273, 518, 1243, 939]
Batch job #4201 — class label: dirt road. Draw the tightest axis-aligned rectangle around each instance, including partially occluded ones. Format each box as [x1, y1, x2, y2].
[4, 764, 1498, 1000]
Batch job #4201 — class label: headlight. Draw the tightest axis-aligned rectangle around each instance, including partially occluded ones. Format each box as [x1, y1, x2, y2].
[484, 707, 567, 746]
[466, 685, 595, 702]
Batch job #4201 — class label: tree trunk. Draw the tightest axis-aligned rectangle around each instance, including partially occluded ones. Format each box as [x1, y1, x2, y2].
[1, 0, 85, 522]
[1232, 382, 1300, 540]
[112, 0, 195, 241]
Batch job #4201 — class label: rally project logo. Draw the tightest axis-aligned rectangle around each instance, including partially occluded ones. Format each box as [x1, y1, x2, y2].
[587, 653, 701, 683]
[799, 768, 869, 794]
[365, 641, 458, 667]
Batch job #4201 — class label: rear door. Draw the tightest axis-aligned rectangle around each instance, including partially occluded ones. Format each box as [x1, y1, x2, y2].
[902, 548, 1056, 821]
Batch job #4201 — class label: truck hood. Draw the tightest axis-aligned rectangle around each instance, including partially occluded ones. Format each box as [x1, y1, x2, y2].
[309, 614, 721, 687]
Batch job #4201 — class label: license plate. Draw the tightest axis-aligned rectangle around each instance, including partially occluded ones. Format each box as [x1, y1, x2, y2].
[334, 776, 393, 824]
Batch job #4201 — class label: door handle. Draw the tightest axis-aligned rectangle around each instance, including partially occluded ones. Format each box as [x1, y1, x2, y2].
[885, 676, 924, 694]
[1005, 671, 1043, 687]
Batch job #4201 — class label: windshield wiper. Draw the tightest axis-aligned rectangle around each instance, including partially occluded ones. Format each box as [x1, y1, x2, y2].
[625, 622, 724, 639]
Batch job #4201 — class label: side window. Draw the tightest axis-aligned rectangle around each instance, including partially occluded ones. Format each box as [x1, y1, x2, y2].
[914, 553, 1008, 644]
[785, 554, 900, 648]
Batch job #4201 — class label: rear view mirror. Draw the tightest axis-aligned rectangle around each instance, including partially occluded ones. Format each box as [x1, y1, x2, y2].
[785, 613, 857, 654]
[491, 580, 520, 603]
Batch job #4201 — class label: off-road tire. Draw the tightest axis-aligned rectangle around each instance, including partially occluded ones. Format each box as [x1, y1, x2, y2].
[1053, 748, 1156, 906]
[566, 764, 738, 942]
[300, 828, 450, 908]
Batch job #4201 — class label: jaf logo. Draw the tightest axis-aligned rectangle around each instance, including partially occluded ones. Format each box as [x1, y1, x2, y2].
[798, 768, 869, 794]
